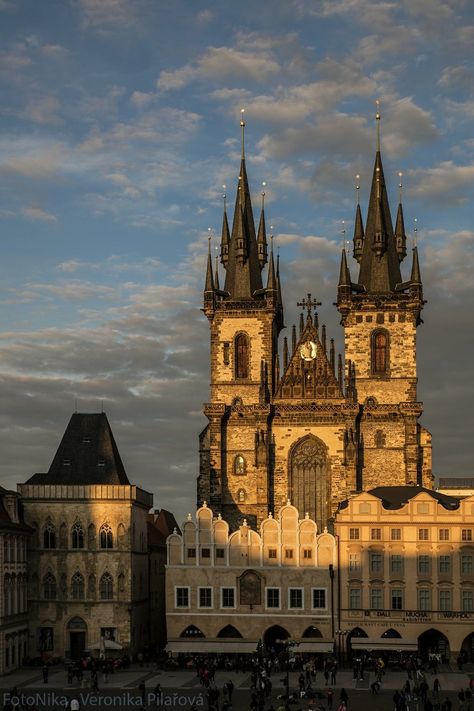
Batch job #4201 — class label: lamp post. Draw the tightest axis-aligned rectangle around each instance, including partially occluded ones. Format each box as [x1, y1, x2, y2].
[336, 630, 349, 667]
[276, 639, 299, 699]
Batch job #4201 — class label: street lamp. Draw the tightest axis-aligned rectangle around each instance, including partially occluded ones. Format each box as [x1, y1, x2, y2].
[336, 630, 349, 667]
[276, 639, 299, 699]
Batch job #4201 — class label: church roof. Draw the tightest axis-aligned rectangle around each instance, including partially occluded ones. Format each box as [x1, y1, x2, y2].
[26, 412, 130, 486]
[368, 486, 460, 510]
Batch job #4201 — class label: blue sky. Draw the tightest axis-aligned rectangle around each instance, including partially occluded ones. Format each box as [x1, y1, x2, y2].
[0, 0, 473, 523]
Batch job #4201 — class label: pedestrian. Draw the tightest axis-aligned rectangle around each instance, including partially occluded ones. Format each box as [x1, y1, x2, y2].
[434, 678, 441, 693]
[370, 681, 380, 695]
[139, 681, 146, 705]
[227, 680, 234, 701]
[327, 687, 333, 710]
[339, 688, 348, 706]
[441, 698, 452, 711]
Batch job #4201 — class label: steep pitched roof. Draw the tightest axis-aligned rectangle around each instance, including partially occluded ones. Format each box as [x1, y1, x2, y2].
[26, 412, 130, 485]
[368, 486, 459, 511]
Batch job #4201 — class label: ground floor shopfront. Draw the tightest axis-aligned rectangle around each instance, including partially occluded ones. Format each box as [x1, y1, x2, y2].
[339, 610, 474, 664]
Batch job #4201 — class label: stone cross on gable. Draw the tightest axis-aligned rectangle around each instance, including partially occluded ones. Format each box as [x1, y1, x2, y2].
[297, 293, 321, 320]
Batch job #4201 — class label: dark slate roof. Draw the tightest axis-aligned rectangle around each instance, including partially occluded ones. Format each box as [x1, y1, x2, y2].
[147, 509, 181, 546]
[438, 477, 474, 489]
[368, 486, 460, 511]
[26, 413, 130, 486]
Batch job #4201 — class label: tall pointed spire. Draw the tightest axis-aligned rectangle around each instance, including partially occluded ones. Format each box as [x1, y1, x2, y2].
[410, 245, 422, 286]
[266, 235, 277, 293]
[223, 114, 263, 300]
[338, 248, 352, 301]
[394, 173, 407, 262]
[204, 236, 214, 294]
[356, 106, 402, 292]
[257, 183, 268, 269]
[353, 174, 365, 263]
[220, 187, 230, 268]
[214, 252, 220, 291]
[276, 249, 283, 310]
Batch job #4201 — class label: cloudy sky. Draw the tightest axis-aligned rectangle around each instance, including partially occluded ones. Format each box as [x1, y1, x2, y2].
[0, 0, 473, 524]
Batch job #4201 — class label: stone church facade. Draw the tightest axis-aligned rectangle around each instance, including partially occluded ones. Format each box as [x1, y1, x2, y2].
[198, 115, 432, 531]
[18, 412, 153, 660]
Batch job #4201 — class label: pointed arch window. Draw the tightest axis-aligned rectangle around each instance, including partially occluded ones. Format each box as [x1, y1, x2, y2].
[289, 436, 328, 533]
[99, 572, 114, 600]
[71, 521, 84, 549]
[234, 455, 246, 475]
[372, 330, 389, 374]
[375, 430, 386, 448]
[43, 573, 57, 600]
[235, 333, 249, 380]
[99, 523, 113, 549]
[71, 572, 85, 600]
[43, 521, 56, 549]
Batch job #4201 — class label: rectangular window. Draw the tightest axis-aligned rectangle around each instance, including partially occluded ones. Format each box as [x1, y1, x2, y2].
[289, 588, 303, 609]
[268, 548, 277, 559]
[462, 529, 473, 542]
[391, 589, 403, 610]
[370, 588, 383, 610]
[349, 588, 361, 609]
[371, 528, 382, 540]
[418, 529, 429, 541]
[349, 528, 360, 540]
[439, 590, 452, 611]
[201, 548, 211, 558]
[187, 548, 196, 558]
[312, 588, 326, 609]
[439, 529, 450, 541]
[370, 552, 383, 573]
[221, 588, 235, 608]
[223, 342, 230, 365]
[391, 528, 401, 540]
[418, 589, 431, 611]
[439, 555, 451, 574]
[215, 548, 225, 559]
[462, 591, 474, 612]
[303, 549, 312, 559]
[176, 587, 189, 608]
[266, 588, 280, 609]
[198, 587, 212, 608]
[461, 555, 473, 575]
[391, 555, 403, 574]
[418, 555, 430, 575]
[285, 549, 294, 559]
[349, 554, 360, 571]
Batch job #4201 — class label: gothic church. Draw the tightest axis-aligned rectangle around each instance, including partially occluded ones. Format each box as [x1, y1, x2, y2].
[198, 114, 432, 531]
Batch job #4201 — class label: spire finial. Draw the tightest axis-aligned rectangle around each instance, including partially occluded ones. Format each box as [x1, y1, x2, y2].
[398, 172, 403, 204]
[375, 99, 381, 152]
[356, 174, 360, 205]
[207, 227, 212, 254]
[413, 217, 418, 247]
[240, 108, 245, 159]
[222, 184, 227, 212]
[341, 220, 347, 252]
[261, 181, 266, 210]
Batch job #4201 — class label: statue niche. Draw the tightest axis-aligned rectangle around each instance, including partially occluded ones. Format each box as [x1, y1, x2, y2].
[239, 570, 262, 606]
[289, 435, 329, 532]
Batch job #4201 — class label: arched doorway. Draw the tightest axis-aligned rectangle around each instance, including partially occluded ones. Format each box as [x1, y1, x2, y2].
[217, 625, 242, 639]
[461, 632, 474, 662]
[418, 629, 450, 662]
[263, 625, 289, 654]
[67, 617, 87, 660]
[381, 628, 402, 638]
[289, 435, 329, 531]
[347, 627, 368, 661]
[180, 625, 204, 638]
[302, 626, 323, 638]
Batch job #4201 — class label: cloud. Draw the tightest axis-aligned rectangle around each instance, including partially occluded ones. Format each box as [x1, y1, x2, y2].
[75, 0, 146, 31]
[21, 206, 58, 223]
[409, 161, 474, 205]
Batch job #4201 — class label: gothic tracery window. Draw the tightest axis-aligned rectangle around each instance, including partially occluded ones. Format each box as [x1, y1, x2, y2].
[71, 572, 85, 600]
[372, 330, 389, 374]
[71, 521, 84, 549]
[43, 573, 57, 600]
[235, 333, 249, 380]
[289, 436, 328, 533]
[43, 521, 56, 549]
[99, 523, 113, 549]
[99, 572, 114, 600]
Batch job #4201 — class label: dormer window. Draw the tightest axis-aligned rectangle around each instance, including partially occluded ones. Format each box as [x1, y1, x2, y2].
[63, 459, 71, 466]
[98, 460, 105, 467]
[82, 437, 91, 444]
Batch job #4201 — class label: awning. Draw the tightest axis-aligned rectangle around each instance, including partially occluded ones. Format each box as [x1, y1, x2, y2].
[351, 638, 418, 651]
[89, 639, 123, 650]
[294, 641, 334, 653]
[166, 640, 258, 654]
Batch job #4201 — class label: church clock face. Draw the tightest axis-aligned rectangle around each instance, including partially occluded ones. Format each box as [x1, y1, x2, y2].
[300, 340, 317, 361]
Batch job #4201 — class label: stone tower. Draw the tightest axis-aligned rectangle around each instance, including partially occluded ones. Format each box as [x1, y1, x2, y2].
[336, 110, 432, 492]
[198, 115, 432, 531]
